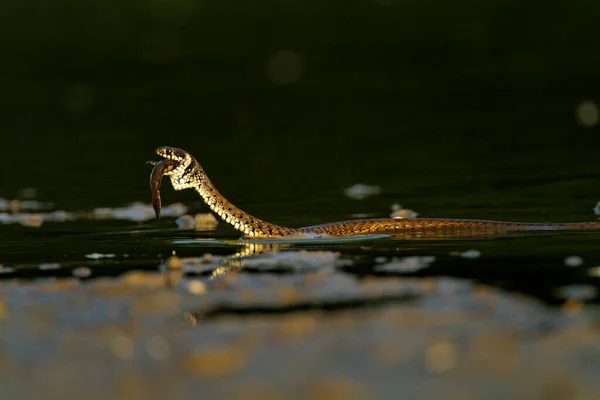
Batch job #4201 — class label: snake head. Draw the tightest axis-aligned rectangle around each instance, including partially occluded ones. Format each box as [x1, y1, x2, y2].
[155, 146, 194, 173]
[156, 146, 190, 164]
[154, 146, 197, 190]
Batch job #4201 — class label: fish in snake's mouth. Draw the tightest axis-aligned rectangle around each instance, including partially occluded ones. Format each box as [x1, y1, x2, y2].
[148, 146, 190, 218]
[153, 146, 195, 176]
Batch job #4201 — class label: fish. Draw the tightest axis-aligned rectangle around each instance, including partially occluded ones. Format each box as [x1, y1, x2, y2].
[147, 159, 178, 218]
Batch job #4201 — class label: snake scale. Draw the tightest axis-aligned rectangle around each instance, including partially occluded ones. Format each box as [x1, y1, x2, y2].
[148, 146, 600, 238]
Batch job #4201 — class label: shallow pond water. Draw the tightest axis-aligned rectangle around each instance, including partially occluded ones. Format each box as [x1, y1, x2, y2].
[3, 1, 600, 397]
[2, 149, 600, 399]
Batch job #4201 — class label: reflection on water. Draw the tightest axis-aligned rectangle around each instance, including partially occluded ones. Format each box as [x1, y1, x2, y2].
[173, 234, 391, 246]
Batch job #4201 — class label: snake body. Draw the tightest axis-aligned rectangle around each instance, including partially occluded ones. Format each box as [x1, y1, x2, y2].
[149, 146, 600, 238]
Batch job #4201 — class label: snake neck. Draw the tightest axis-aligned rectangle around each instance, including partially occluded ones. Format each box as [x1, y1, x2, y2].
[173, 161, 296, 238]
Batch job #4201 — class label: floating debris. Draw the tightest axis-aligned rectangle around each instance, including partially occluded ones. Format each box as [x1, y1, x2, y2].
[19, 213, 44, 228]
[38, 263, 61, 270]
[165, 256, 183, 270]
[594, 201, 600, 215]
[240, 250, 344, 272]
[195, 213, 218, 229]
[186, 280, 207, 295]
[374, 256, 435, 273]
[72, 267, 92, 278]
[450, 249, 482, 259]
[0, 199, 54, 212]
[0, 193, 188, 225]
[92, 202, 188, 222]
[85, 253, 116, 260]
[0, 266, 15, 274]
[344, 184, 381, 200]
[564, 255, 584, 267]
[0, 211, 76, 228]
[94, 202, 152, 222]
[390, 203, 418, 219]
[588, 266, 600, 277]
[556, 284, 597, 301]
[561, 298, 584, 317]
[176, 213, 218, 230]
[0, 196, 59, 228]
[90, 208, 114, 219]
[163, 203, 188, 217]
[0, 213, 42, 227]
[9, 200, 20, 213]
[48, 210, 73, 222]
[175, 215, 196, 230]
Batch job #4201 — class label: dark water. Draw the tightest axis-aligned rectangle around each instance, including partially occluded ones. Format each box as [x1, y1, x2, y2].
[1, 1, 600, 398]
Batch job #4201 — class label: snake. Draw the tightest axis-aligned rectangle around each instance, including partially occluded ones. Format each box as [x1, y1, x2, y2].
[148, 146, 600, 238]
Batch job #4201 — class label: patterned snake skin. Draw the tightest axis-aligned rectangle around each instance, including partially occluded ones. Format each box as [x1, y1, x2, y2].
[149, 146, 600, 238]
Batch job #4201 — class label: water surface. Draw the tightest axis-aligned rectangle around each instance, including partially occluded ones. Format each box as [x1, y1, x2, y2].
[2, 1, 600, 397]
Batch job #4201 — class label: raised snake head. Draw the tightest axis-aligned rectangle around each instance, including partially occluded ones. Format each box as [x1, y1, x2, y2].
[154, 146, 198, 190]
[155, 146, 191, 168]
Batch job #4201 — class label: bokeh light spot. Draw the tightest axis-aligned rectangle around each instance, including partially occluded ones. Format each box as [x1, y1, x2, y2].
[424, 339, 457, 373]
[63, 84, 94, 113]
[266, 50, 304, 84]
[111, 335, 135, 359]
[145, 335, 171, 360]
[575, 101, 599, 128]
